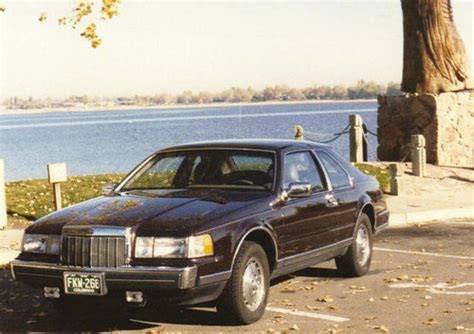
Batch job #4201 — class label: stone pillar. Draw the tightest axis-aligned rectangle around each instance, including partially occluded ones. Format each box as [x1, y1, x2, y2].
[349, 115, 364, 163]
[377, 91, 474, 166]
[294, 125, 304, 141]
[411, 135, 426, 177]
[389, 163, 404, 196]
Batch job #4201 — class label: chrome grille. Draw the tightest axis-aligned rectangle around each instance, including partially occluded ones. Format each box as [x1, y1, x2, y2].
[61, 236, 127, 267]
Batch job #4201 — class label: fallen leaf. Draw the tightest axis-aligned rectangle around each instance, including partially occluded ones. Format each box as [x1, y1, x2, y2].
[423, 318, 439, 326]
[316, 296, 334, 303]
[350, 285, 367, 290]
[281, 288, 296, 293]
[372, 325, 390, 333]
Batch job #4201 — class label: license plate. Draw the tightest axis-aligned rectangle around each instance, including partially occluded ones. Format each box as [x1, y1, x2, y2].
[64, 272, 107, 296]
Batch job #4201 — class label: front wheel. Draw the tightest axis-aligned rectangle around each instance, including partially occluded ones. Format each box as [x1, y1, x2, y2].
[216, 241, 270, 324]
[335, 213, 373, 277]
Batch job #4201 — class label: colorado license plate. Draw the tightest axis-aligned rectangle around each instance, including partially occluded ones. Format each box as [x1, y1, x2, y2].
[64, 272, 107, 295]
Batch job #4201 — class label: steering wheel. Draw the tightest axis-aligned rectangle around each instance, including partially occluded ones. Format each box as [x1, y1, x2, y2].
[231, 179, 255, 186]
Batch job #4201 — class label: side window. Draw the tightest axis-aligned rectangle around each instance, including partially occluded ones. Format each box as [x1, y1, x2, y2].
[317, 151, 352, 189]
[283, 152, 325, 192]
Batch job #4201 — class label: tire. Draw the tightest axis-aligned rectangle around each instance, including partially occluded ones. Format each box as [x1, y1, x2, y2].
[335, 213, 373, 277]
[217, 241, 270, 324]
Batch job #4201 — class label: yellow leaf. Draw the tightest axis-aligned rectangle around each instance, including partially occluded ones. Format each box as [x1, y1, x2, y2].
[372, 325, 390, 333]
[289, 324, 299, 331]
[38, 12, 47, 22]
[316, 296, 334, 303]
[423, 318, 439, 326]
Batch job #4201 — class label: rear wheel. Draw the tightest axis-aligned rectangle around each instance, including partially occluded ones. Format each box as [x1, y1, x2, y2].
[216, 241, 270, 324]
[335, 213, 373, 277]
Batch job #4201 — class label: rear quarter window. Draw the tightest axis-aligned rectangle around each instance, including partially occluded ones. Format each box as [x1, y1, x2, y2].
[317, 151, 352, 189]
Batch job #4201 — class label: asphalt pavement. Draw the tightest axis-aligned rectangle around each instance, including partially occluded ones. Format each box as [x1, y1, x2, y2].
[1, 220, 473, 333]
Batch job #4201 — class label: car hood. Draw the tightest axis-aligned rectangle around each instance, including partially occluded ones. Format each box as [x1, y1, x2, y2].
[26, 189, 272, 236]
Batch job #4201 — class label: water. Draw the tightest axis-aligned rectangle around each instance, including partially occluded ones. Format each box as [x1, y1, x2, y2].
[0, 101, 378, 181]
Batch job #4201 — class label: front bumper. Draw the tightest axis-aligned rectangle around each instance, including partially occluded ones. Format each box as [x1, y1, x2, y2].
[374, 209, 390, 234]
[11, 259, 198, 290]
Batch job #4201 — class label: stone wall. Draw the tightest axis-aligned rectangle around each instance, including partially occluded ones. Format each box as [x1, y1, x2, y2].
[377, 91, 474, 166]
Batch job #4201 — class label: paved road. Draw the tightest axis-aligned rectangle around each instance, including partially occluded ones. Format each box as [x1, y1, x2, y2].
[1, 221, 473, 333]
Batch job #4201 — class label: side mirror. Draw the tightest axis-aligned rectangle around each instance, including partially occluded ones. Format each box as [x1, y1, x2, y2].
[287, 182, 312, 198]
[102, 182, 117, 196]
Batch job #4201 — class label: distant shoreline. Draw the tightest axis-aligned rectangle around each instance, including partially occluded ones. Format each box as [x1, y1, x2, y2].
[0, 99, 377, 116]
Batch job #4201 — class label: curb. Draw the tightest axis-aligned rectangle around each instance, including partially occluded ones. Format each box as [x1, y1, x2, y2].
[388, 207, 474, 227]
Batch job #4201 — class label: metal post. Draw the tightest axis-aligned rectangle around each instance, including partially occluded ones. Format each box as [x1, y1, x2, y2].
[294, 125, 305, 141]
[47, 163, 67, 211]
[411, 135, 426, 177]
[389, 163, 404, 196]
[0, 159, 6, 229]
[349, 115, 364, 162]
[53, 183, 62, 211]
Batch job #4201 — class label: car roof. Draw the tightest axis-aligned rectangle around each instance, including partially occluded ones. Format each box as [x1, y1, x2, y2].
[158, 139, 329, 152]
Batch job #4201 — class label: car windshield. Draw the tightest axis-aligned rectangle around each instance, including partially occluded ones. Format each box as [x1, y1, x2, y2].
[121, 149, 276, 192]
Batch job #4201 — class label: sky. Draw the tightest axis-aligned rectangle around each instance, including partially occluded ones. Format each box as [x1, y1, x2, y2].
[0, 0, 473, 99]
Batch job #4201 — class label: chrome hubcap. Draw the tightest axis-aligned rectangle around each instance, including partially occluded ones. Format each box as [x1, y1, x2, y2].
[356, 224, 370, 266]
[242, 257, 265, 311]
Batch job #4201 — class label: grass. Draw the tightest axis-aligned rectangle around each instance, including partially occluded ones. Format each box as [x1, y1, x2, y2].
[355, 163, 391, 193]
[6, 174, 125, 221]
[6, 164, 390, 222]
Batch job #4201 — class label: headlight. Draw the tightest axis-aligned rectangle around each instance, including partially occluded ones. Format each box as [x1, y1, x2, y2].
[188, 234, 214, 258]
[135, 234, 213, 258]
[154, 238, 186, 258]
[135, 237, 154, 258]
[22, 234, 61, 255]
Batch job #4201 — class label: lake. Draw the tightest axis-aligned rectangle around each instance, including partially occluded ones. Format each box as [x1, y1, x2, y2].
[0, 101, 378, 181]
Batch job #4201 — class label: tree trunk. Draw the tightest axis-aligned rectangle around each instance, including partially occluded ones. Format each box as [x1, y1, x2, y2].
[401, 0, 472, 94]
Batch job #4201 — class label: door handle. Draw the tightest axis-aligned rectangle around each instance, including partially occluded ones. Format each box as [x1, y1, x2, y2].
[325, 194, 339, 207]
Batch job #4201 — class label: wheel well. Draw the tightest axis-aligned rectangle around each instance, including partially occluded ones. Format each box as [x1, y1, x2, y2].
[244, 230, 277, 272]
[362, 204, 375, 232]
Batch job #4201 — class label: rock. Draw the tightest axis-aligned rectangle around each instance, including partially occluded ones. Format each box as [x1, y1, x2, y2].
[377, 91, 474, 166]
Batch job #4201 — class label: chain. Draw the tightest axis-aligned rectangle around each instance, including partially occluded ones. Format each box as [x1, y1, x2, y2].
[300, 124, 377, 144]
[365, 128, 377, 136]
[303, 125, 350, 144]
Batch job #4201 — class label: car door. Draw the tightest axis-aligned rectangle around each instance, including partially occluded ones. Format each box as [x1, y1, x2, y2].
[314, 149, 359, 244]
[271, 150, 342, 258]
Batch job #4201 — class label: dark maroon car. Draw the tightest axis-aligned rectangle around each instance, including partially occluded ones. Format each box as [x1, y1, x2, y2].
[12, 139, 389, 324]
